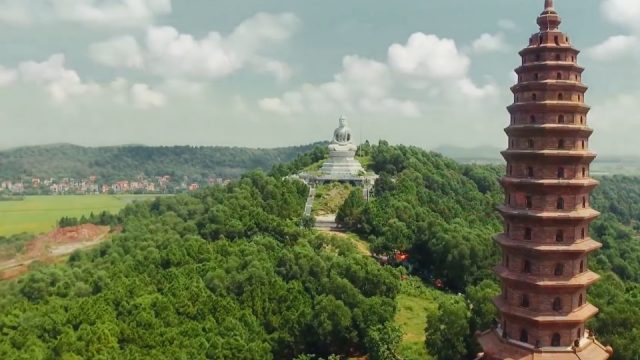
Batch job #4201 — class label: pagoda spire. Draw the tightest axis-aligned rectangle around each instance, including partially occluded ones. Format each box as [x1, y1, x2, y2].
[537, 0, 561, 31]
[545, 0, 554, 10]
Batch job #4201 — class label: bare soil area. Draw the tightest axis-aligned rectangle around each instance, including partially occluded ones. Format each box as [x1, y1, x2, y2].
[0, 224, 111, 280]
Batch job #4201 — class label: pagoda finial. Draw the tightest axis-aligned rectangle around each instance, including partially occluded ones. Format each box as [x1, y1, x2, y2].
[545, 0, 554, 10]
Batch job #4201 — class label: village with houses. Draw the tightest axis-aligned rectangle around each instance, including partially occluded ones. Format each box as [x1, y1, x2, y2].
[0, 175, 231, 196]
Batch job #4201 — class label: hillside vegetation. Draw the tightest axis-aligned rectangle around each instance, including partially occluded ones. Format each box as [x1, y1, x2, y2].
[1, 144, 640, 359]
[0, 172, 402, 360]
[337, 141, 640, 359]
[0, 143, 324, 181]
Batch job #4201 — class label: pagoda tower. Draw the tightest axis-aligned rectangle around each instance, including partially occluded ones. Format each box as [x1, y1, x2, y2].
[476, 1, 613, 359]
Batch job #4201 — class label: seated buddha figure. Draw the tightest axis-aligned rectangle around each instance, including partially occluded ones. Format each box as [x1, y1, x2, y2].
[329, 116, 357, 152]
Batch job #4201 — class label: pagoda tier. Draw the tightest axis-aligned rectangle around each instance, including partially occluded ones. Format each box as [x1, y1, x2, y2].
[477, 1, 612, 359]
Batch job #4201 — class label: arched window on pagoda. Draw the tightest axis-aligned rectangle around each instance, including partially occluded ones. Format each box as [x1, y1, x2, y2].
[523, 260, 532, 274]
[552, 333, 561, 346]
[527, 166, 534, 177]
[524, 227, 532, 240]
[556, 230, 564, 242]
[554, 263, 564, 276]
[532, 93, 538, 101]
[534, 73, 539, 80]
[558, 93, 564, 101]
[536, 53, 541, 62]
[582, 167, 586, 177]
[581, 228, 585, 239]
[528, 139, 534, 148]
[530, 115, 536, 123]
[579, 294, 584, 307]
[508, 165, 513, 175]
[555, 53, 561, 61]
[554, 36, 560, 46]
[557, 72, 562, 80]
[580, 115, 584, 124]
[558, 114, 565, 123]
[582, 140, 586, 149]
[520, 329, 529, 343]
[580, 260, 584, 273]
[557, 197, 565, 210]
[557, 167, 565, 179]
[582, 197, 587, 208]
[539, 35, 544, 46]
[558, 139, 565, 148]
[526, 196, 533, 209]
[553, 297, 563, 312]
[521, 294, 530, 308]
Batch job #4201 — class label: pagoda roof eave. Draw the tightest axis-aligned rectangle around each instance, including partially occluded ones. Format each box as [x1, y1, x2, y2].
[493, 297, 599, 325]
[496, 205, 600, 221]
[494, 265, 601, 288]
[493, 234, 602, 254]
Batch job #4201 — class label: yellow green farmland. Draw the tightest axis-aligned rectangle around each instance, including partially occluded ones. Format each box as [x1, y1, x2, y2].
[0, 195, 160, 236]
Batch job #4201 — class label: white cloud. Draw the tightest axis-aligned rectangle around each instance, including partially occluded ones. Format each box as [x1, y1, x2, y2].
[602, 0, 640, 32]
[259, 97, 292, 115]
[0, 65, 17, 86]
[0, 0, 171, 27]
[586, 35, 639, 61]
[227, 12, 300, 55]
[90, 12, 298, 82]
[259, 33, 497, 119]
[89, 35, 144, 69]
[498, 19, 517, 31]
[18, 54, 100, 103]
[1, 54, 165, 109]
[145, 26, 241, 79]
[472, 33, 508, 54]
[250, 58, 293, 82]
[388, 33, 470, 79]
[130, 83, 166, 109]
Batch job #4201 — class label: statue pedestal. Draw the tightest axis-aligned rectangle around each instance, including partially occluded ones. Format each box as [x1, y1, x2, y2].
[320, 145, 364, 177]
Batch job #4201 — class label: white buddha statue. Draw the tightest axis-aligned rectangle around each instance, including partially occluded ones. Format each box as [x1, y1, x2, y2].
[329, 116, 357, 151]
[321, 115, 364, 177]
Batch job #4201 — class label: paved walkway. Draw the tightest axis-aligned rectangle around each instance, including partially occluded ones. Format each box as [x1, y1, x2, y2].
[303, 187, 316, 217]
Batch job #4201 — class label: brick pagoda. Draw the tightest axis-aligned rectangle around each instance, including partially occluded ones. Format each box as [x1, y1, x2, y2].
[476, 1, 613, 359]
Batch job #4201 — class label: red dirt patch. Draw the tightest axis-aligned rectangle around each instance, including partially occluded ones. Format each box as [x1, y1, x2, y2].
[0, 224, 111, 281]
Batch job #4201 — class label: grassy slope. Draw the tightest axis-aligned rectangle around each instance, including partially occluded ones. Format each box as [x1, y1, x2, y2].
[312, 183, 353, 216]
[0, 195, 158, 236]
[395, 279, 438, 360]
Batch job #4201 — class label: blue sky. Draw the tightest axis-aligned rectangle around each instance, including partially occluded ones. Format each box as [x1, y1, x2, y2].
[0, 0, 639, 155]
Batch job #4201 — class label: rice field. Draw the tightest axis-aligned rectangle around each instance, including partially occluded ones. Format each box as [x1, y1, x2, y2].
[0, 195, 160, 236]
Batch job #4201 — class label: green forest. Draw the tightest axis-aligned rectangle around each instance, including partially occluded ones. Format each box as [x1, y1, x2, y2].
[0, 143, 323, 181]
[1, 143, 640, 359]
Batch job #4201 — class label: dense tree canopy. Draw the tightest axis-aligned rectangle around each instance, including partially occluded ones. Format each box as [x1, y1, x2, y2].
[0, 171, 400, 359]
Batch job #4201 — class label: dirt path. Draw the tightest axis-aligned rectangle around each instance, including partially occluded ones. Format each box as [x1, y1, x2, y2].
[0, 224, 111, 280]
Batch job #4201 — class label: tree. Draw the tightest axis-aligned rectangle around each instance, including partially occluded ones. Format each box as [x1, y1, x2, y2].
[364, 323, 402, 360]
[336, 189, 367, 230]
[425, 296, 470, 360]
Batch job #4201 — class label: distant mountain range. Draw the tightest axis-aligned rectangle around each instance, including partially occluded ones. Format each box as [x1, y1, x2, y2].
[0, 143, 325, 181]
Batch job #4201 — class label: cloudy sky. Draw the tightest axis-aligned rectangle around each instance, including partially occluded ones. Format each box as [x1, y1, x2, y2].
[0, 0, 638, 155]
